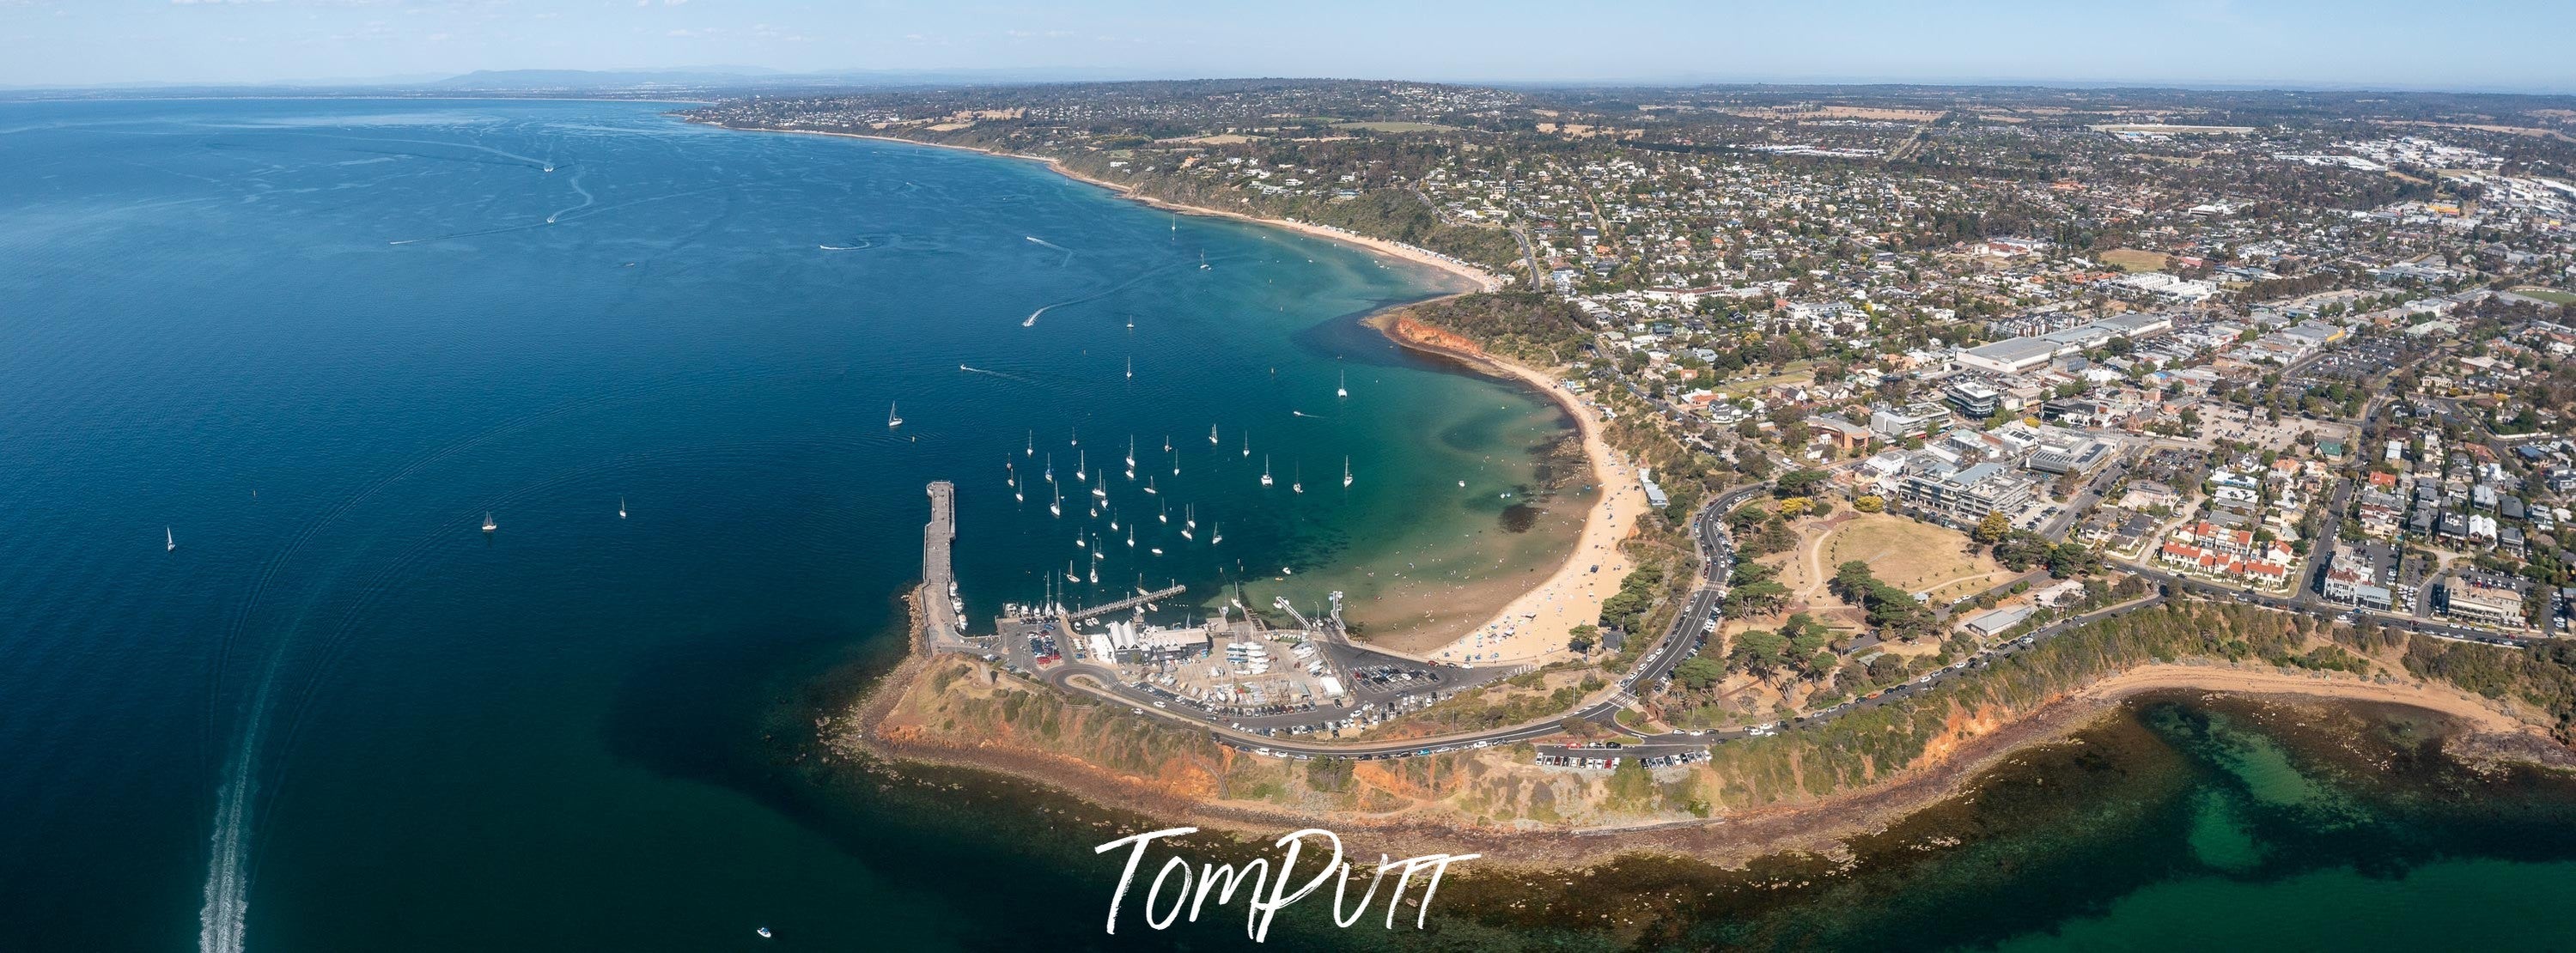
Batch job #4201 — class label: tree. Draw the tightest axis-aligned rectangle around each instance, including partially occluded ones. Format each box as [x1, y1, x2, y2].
[1729, 628, 1789, 675]
[1854, 495, 1885, 513]
[1568, 624, 1599, 655]
[1674, 656, 1726, 690]
[1974, 511, 2012, 545]
[1775, 468, 1830, 498]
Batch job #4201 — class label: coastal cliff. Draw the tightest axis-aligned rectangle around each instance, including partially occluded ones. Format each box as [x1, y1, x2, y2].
[834, 600, 2553, 863]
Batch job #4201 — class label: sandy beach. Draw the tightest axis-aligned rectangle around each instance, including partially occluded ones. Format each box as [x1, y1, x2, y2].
[1398, 336, 1642, 668]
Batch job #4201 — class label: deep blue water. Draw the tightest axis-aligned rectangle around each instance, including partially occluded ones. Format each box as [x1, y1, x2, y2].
[0, 98, 1567, 951]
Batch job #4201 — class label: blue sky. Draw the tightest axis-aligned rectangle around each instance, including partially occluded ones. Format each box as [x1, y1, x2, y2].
[3, 1, 2571, 92]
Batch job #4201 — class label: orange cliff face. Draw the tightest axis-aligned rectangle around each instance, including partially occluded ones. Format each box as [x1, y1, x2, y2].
[1386, 315, 1486, 357]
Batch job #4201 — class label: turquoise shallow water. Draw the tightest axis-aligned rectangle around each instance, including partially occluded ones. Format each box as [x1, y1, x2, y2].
[9, 99, 2576, 953]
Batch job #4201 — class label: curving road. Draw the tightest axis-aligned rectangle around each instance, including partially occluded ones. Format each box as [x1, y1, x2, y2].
[1025, 482, 1767, 760]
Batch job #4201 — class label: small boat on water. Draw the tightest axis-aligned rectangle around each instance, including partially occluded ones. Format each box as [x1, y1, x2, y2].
[1126, 528, 1136, 548]
[1210, 523, 1222, 545]
[1075, 451, 1087, 483]
[1184, 505, 1197, 531]
[1124, 357, 1133, 382]
[1125, 436, 1136, 470]
[482, 512, 497, 533]
[1260, 456, 1274, 488]
[1209, 424, 1218, 446]
[1143, 476, 1158, 495]
[757, 926, 773, 940]
[1292, 461, 1303, 495]
[1199, 251, 1209, 270]
[887, 402, 903, 428]
[1241, 434, 1250, 458]
[166, 526, 175, 552]
[1050, 488, 1063, 518]
[1337, 369, 1348, 398]
[1026, 430, 1033, 456]
[1069, 426, 1078, 447]
[1091, 483, 1107, 500]
[618, 497, 628, 519]
[1343, 457, 1354, 489]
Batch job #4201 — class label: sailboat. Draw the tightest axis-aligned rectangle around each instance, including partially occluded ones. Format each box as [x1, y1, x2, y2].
[1211, 523, 1223, 545]
[1126, 527, 1136, 548]
[1185, 505, 1197, 531]
[1260, 456, 1274, 488]
[1162, 434, 1172, 453]
[887, 402, 903, 428]
[1050, 487, 1063, 518]
[482, 512, 497, 533]
[1199, 250, 1209, 270]
[1075, 450, 1087, 483]
[1292, 462, 1304, 495]
[1158, 501, 1168, 524]
[1124, 357, 1133, 382]
[1026, 430, 1034, 457]
[1343, 457, 1354, 489]
[166, 526, 175, 552]
[1069, 426, 1078, 447]
[1209, 424, 1219, 446]
[1088, 563, 1099, 586]
[1172, 449, 1179, 476]
[1241, 434, 1251, 458]
[619, 497, 628, 519]
[1068, 562, 1082, 584]
[1124, 437, 1136, 471]
[1337, 369, 1348, 398]
[1180, 508, 1195, 541]
[1076, 534, 1088, 549]
[1109, 511, 1120, 531]
[1127, 314, 1136, 331]
[1143, 476, 1158, 495]
[1044, 453, 1055, 483]
[1091, 481, 1107, 501]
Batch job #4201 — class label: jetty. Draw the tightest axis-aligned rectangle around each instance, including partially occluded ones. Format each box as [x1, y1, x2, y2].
[920, 481, 968, 650]
[1067, 583, 1188, 622]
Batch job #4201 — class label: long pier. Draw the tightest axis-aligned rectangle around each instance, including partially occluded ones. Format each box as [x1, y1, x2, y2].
[1067, 583, 1188, 622]
[920, 481, 965, 649]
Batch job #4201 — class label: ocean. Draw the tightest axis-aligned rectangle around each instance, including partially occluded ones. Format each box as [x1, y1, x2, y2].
[4, 98, 2575, 952]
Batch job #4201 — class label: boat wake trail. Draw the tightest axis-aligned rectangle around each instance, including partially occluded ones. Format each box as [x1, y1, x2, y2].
[1018, 255, 1201, 327]
[390, 185, 734, 246]
[958, 364, 1036, 384]
[1026, 235, 1073, 266]
[818, 239, 876, 251]
[199, 678, 272, 953]
[544, 167, 593, 224]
